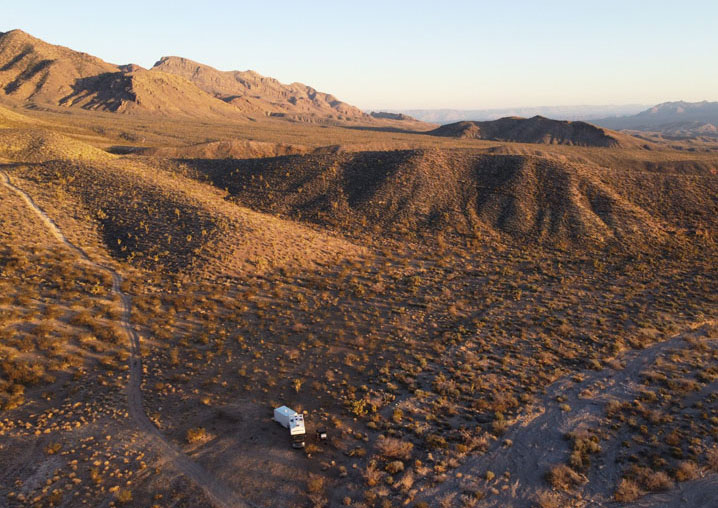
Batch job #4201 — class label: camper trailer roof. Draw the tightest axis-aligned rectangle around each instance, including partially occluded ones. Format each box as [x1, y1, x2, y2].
[275, 406, 296, 417]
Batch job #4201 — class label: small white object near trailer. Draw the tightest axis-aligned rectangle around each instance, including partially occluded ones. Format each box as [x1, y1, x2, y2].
[273, 406, 306, 448]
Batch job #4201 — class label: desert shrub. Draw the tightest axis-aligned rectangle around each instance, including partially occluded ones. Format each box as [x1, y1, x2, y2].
[0, 384, 25, 410]
[304, 443, 321, 454]
[306, 472, 328, 507]
[185, 427, 208, 444]
[395, 469, 415, 491]
[614, 478, 641, 502]
[364, 462, 382, 486]
[426, 434, 448, 449]
[116, 488, 133, 504]
[377, 437, 413, 459]
[306, 473, 325, 493]
[629, 465, 673, 491]
[44, 442, 62, 455]
[89, 467, 101, 484]
[707, 446, 718, 471]
[491, 414, 508, 435]
[347, 446, 366, 457]
[385, 460, 404, 474]
[535, 490, 563, 508]
[546, 464, 585, 491]
[642, 470, 673, 491]
[69, 310, 96, 328]
[568, 432, 601, 471]
[674, 460, 699, 481]
[347, 398, 369, 417]
[1, 360, 44, 385]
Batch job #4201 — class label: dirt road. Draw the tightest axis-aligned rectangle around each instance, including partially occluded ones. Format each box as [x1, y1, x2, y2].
[1, 169, 251, 508]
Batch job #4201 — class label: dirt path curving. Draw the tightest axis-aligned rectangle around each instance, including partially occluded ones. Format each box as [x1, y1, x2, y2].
[421, 321, 717, 508]
[1, 170, 251, 508]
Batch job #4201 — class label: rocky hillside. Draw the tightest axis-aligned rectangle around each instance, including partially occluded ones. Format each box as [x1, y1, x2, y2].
[0, 29, 373, 123]
[0, 29, 117, 104]
[429, 116, 641, 148]
[151, 56, 368, 122]
[57, 68, 242, 118]
[0, 127, 364, 275]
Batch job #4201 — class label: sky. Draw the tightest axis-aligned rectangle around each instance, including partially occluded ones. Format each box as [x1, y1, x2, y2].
[2, 1, 718, 110]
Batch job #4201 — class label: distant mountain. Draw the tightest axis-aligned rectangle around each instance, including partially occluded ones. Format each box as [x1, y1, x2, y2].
[0, 29, 372, 122]
[151, 56, 368, 121]
[594, 101, 718, 138]
[369, 111, 417, 121]
[387, 105, 649, 124]
[429, 116, 643, 148]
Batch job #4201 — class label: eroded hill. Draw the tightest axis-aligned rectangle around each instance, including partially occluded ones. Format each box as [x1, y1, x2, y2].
[1, 128, 364, 276]
[177, 148, 717, 250]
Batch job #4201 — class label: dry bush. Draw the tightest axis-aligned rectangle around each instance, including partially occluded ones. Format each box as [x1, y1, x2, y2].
[304, 443, 321, 454]
[614, 478, 641, 503]
[116, 488, 133, 504]
[363, 462, 382, 487]
[567, 432, 601, 471]
[629, 465, 674, 492]
[376, 437, 413, 459]
[394, 469, 414, 491]
[425, 434, 448, 449]
[546, 464, 585, 491]
[535, 490, 563, 508]
[707, 446, 718, 471]
[185, 427, 208, 444]
[306, 473, 325, 493]
[643, 470, 674, 492]
[44, 442, 62, 455]
[674, 460, 699, 482]
[385, 460, 404, 474]
[306, 473, 327, 508]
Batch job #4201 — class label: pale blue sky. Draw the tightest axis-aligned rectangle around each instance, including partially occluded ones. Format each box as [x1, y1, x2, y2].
[3, 1, 717, 109]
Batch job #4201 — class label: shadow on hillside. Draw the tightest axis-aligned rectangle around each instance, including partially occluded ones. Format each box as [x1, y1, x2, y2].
[339, 124, 435, 135]
[106, 145, 146, 155]
[0, 161, 38, 170]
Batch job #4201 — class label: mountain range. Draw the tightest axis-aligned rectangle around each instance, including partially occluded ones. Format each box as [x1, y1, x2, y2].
[593, 101, 718, 138]
[0, 29, 371, 122]
[4, 28, 716, 143]
[384, 105, 650, 124]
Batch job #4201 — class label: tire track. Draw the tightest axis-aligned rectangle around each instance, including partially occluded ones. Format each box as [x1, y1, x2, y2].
[1, 170, 250, 508]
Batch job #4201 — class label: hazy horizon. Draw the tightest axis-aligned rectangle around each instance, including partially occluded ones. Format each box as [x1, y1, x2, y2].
[3, 1, 718, 110]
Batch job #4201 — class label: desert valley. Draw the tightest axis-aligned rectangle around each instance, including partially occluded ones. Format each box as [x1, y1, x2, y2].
[0, 26, 716, 508]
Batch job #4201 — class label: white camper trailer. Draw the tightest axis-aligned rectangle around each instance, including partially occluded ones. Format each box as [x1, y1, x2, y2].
[273, 406, 306, 448]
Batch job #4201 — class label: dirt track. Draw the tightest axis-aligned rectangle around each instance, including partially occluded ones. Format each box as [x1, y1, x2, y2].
[422, 321, 718, 508]
[1, 169, 250, 508]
